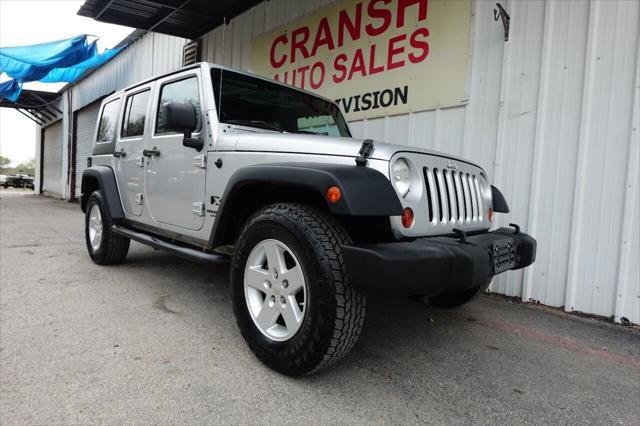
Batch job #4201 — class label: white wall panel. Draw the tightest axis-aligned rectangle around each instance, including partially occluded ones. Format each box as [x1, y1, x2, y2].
[74, 102, 101, 199]
[490, 0, 545, 298]
[200, 0, 336, 70]
[41, 120, 63, 197]
[613, 7, 640, 324]
[564, 0, 640, 319]
[71, 32, 186, 111]
[35, 96, 64, 195]
[496, 0, 639, 323]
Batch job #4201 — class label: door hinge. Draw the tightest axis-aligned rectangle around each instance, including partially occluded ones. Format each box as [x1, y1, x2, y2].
[135, 193, 144, 205]
[136, 156, 145, 167]
[192, 201, 205, 216]
[194, 154, 207, 169]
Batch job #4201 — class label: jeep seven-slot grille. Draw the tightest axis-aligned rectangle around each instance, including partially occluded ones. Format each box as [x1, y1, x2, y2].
[423, 167, 483, 224]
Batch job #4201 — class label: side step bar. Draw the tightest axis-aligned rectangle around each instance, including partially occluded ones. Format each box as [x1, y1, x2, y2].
[112, 225, 229, 266]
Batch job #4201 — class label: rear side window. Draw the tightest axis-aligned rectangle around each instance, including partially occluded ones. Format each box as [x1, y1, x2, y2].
[97, 99, 121, 142]
[121, 90, 150, 138]
[155, 76, 201, 134]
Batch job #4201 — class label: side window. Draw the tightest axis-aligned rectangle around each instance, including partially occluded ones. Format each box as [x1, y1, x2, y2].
[121, 90, 150, 138]
[96, 99, 120, 142]
[155, 76, 201, 134]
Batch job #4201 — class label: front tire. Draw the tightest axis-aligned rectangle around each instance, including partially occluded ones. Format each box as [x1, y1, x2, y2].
[231, 203, 366, 376]
[85, 190, 130, 265]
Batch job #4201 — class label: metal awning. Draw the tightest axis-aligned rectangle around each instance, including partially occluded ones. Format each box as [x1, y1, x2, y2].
[0, 90, 61, 125]
[77, 0, 264, 40]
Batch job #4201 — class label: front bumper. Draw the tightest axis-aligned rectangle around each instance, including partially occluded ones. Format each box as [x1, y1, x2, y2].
[341, 227, 536, 296]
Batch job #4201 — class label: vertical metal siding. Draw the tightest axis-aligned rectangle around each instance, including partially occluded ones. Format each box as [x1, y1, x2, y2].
[563, 0, 640, 319]
[71, 32, 186, 111]
[200, 0, 336, 70]
[74, 102, 101, 198]
[198, 0, 640, 323]
[495, 0, 640, 323]
[614, 40, 639, 324]
[42, 120, 63, 197]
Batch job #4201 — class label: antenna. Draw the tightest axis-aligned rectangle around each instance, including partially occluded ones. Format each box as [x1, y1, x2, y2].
[218, 16, 226, 120]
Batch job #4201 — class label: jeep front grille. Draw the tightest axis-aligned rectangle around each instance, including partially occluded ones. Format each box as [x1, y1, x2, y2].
[423, 167, 484, 225]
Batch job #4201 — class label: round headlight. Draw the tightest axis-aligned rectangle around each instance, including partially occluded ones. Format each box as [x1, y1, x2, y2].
[392, 158, 412, 198]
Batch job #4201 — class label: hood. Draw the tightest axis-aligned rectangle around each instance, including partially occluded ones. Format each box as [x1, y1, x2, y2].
[231, 131, 477, 166]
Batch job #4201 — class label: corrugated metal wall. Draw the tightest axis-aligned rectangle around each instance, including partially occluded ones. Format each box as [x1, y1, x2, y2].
[41, 120, 63, 197]
[491, 0, 640, 325]
[35, 97, 64, 195]
[74, 101, 101, 198]
[200, 0, 640, 323]
[71, 32, 186, 112]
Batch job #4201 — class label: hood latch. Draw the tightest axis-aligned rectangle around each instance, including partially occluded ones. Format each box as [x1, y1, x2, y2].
[355, 139, 375, 166]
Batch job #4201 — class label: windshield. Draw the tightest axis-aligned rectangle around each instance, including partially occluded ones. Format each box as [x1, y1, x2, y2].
[211, 68, 351, 137]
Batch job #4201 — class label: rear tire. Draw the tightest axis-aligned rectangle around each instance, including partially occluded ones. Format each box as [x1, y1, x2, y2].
[85, 190, 130, 265]
[231, 203, 366, 376]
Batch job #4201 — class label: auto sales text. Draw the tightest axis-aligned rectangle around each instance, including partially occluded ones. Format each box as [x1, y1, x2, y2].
[270, 0, 430, 91]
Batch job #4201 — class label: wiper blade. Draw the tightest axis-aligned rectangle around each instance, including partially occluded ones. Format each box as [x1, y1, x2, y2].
[225, 119, 285, 133]
[296, 130, 329, 135]
[225, 119, 329, 136]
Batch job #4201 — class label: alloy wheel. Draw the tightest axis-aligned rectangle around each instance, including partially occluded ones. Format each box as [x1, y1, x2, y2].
[243, 239, 307, 342]
[88, 204, 103, 252]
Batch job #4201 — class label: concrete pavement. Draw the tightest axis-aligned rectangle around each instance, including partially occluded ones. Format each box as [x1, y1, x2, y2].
[1, 191, 639, 424]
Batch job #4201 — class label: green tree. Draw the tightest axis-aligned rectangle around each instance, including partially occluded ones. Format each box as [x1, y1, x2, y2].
[14, 158, 35, 176]
[0, 155, 10, 171]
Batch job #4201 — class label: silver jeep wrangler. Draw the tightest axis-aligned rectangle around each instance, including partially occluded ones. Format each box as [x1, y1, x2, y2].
[81, 63, 536, 375]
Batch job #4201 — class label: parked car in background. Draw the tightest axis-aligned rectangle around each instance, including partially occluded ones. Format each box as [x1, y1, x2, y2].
[4, 175, 34, 189]
[0, 175, 7, 188]
[22, 175, 35, 189]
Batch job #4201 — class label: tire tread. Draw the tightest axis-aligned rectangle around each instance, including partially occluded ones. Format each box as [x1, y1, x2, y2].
[86, 190, 130, 265]
[234, 203, 366, 375]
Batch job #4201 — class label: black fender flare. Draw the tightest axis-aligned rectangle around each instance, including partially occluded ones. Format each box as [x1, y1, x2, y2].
[80, 166, 124, 220]
[491, 185, 510, 213]
[209, 162, 403, 247]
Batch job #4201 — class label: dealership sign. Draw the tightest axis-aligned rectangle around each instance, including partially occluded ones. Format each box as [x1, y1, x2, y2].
[250, 0, 471, 121]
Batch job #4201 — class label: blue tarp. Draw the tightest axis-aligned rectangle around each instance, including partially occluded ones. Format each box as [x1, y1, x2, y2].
[0, 79, 22, 102]
[0, 35, 126, 102]
[0, 35, 95, 81]
[40, 46, 123, 83]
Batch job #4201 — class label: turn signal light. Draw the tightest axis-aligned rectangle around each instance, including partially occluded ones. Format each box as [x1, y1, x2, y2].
[401, 207, 414, 228]
[326, 186, 341, 203]
[488, 207, 494, 222]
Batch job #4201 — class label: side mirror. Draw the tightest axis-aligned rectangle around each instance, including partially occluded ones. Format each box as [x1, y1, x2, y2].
[165, 102, 204, 151]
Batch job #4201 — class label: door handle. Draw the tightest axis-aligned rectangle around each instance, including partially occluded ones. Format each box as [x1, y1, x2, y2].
[113, 150, 126, 158]
[142, 147, 160, 157]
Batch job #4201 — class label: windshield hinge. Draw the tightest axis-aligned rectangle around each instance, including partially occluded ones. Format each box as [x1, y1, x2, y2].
[194, 154, 207, 169]
[355, 139, 375, 166]
[192, 201, 205, 217]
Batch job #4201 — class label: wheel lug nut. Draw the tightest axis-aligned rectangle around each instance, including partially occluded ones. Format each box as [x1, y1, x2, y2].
[273, 269, 279, 279]
[265, 280, 272, 289]
[282, 280, 288, 289]
[270, 295, 276, 303]
[280, 296, 286, 304]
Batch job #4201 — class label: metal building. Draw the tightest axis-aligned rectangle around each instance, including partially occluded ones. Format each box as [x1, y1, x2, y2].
[31, 0, 640, 324]
[34, 30, 186, 199]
